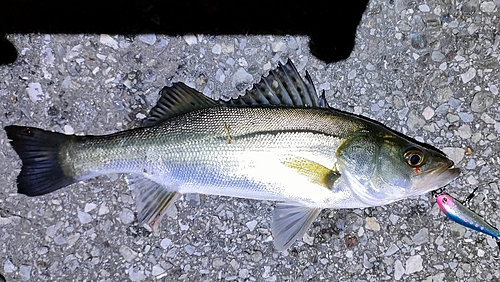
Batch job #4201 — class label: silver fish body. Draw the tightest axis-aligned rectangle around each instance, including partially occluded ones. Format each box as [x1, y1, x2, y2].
[5, 60, 460, 250]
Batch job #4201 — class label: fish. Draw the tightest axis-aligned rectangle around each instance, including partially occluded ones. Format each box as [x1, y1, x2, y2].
[4, 60, 460, 251]
[435, 192, 500, 244]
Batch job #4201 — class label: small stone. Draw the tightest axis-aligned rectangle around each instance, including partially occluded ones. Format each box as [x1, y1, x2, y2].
[160, 238, 172, 249]
[239, 269, 249, 278]
[394, 260, 405, 280]
[422, 106, 435, 120]
[246, 220, 258, 231]
[19, 265, 31, 280]
[458, 112, 474, 122]
[184, 245, 195, 255]
[4, 259, 15, 273]
[434, 87, 453, 103]
[84, 202, 97, 213]
[183, 34, 197, 45]
[64, 125, 74, 134]
[27, 82, 44, 102]
[480, 2, 496, 13]
[489, 84, 498, 95]
[77, 210, 92, 224]
[412, 228, 429, 245]
[120, 245, 138, 262]
[98, 203, 109, 215]
[251, 251, 263, 262]
[152, 264, 165, 276]
[347, 69, 357, 80]
[405, 255, 423, 274]
[471, 91, 494, 112]
[232, 68, 253, 92]
[460, 68, 476, 83]
[442, 147, 464, 164]
[100, 34, 119, 50]
[457, 124, 472, 139]
[365, 217, 380, 231]
[120, 208, 135, 225]
[222, 43, 234, 54]
[385, 244, 399, 256]
[431, 51, 445, 62]
[211, 44, 222, 54]
[418, 4, 430, 12]
[128, 266, 146, 281]
[138, 34, 156, 45]
[411, 34, 427, 49]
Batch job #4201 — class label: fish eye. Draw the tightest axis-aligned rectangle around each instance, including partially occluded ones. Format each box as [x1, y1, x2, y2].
[404, 149, 424, 167]
[442, 196, 448, 203]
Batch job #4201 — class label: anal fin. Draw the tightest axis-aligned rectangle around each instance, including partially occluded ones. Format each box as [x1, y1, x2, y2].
[126, 175, 180, 226]
[271, 203, 321, 251]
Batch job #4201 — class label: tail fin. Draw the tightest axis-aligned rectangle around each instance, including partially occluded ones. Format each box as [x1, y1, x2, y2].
[4, 125, 76, 196]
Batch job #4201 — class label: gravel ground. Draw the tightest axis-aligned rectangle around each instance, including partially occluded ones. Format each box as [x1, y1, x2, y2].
[1, 0, 500, 281]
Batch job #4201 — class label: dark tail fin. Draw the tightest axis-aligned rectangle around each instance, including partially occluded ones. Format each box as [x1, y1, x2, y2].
[4, 125, 76, 196]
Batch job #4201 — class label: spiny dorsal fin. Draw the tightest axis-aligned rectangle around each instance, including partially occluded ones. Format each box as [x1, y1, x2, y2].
[222, 59, 328, 108]
[142, 83, 218, 127]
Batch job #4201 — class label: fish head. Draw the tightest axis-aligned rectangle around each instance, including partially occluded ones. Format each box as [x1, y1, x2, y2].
[337, 131, 460, 206]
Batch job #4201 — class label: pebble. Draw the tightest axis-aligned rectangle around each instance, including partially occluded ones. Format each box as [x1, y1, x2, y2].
[431, 51, 445, 62]
[184, 245, 196, 255]
[489, 84, 498, 95]
[418, 4, 430, 12]
[3, 259, 15, 273]
[458, 112, 474, 122]
[405, 255, 423, 274]
[471, 91, 494, 112]
[442, 147, 464, 164]
[27, 82, 44, 102]
[120, 245, 138, 262]
[412, 228, 429, 245]
[211, 44, 222, 55]
[365, 217, 380, 231]
[232, 68, 253, 92]
[422, 106, 435, 120]
[128, 266, 146, 281]
[347, 69, 357, 80]
[99, 34, 119, 50]
[77, 210, 92, 224]
[64, 125, 74, 134]
[160, 238, 172, 249]
[19, 265, 31, 280]
[460, 68, 476, 83]
[98, 203, 109, 215]
[138, 34, 156, 45]
[120, 208, 135, 225]
[466, 159, 476, 169]
[246, 220, 258, 231]
[385, 244, 399, 256]
[183, 34, 198, 45]
[394, 260, 405, 280]
[84, 202, 97, 213]
[480, 2, 497, 13]
[411, 34, 427, 49]
[457, 124, 472, 139]
[152, 265, 165, 276]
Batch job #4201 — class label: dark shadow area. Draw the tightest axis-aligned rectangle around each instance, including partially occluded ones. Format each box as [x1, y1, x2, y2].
[0, 0, 369, 65]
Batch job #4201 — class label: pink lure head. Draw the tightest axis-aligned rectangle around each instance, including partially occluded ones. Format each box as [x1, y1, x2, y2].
[435, 194, 455, 214]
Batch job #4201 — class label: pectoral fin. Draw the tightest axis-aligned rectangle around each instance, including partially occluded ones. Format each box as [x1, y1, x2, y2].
[282, 157, 340, 189]
[126, 175, 180, 226]
[272, 204, 321, 251]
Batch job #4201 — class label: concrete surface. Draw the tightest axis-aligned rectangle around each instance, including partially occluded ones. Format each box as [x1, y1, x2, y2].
[1, 0, 500, 281]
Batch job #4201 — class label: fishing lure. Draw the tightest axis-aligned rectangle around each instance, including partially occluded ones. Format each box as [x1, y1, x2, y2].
[435, 190, 500, 245]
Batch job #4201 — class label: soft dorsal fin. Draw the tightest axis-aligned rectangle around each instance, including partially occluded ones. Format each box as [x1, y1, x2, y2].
[222, 59, 328, 108]
[142, 83, 218, 127]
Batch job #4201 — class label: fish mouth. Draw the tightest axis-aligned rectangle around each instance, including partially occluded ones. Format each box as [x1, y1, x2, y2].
[412, 160, 460, 195]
